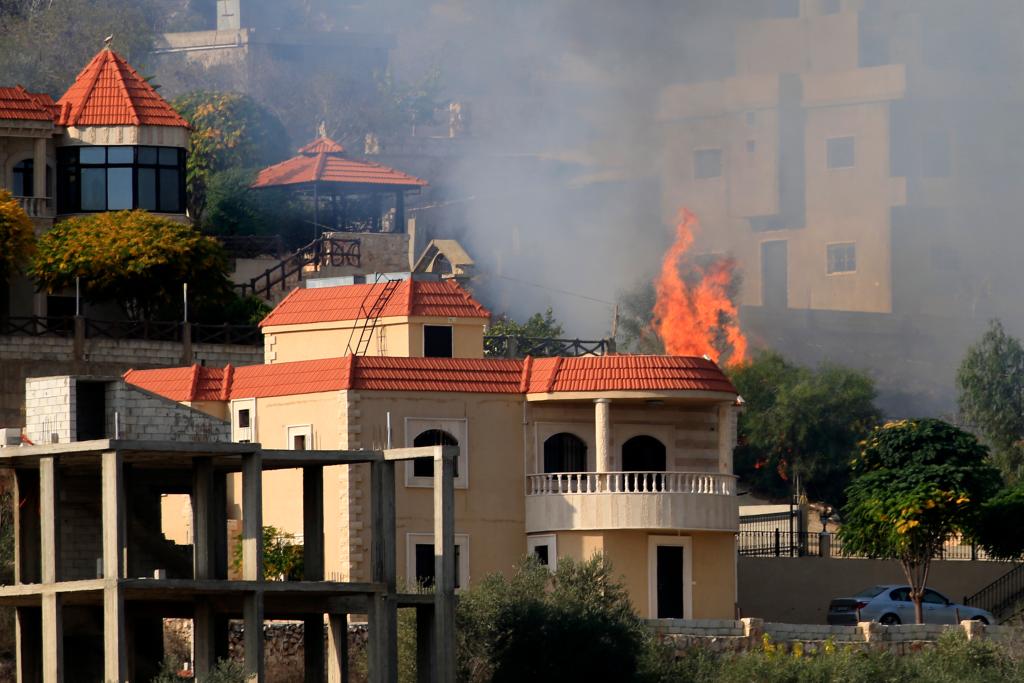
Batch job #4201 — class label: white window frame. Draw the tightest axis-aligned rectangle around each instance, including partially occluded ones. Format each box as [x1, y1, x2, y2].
[286, 424, 313, 451]
[230, 399, 256, 443]
[647, 535, 693, 620]
[826, 242, 857, 275]
[406, 532, 470, 591]
[422, 323, 455, 358]
[404, 417, 469, 489]
[527, 534, 557, 572]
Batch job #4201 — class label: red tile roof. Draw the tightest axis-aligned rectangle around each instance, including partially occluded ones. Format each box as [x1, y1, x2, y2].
[525, 355, 738, 395]
[0, 86, 55, 122]
[260, 279, 491, 327]
[124, 355, 736, 401]
[56, 48, 189, 128]
[251, 135, 426, 189]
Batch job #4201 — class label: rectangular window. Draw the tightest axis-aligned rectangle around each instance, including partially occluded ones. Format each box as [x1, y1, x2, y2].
[107, 167, 133, 210]
[293, 434, 306, 451]
[138, 168, 157, 210]
[287, 425, 313, 451]
[423, 325, 453, 358]
[827, 136, 855, 168]
[138, 146, 158, 165]
[80, 168, 106, 211]
[827, 243, 856, 273]
[238, 409, 250, 428]
[56, 145, 185, 214]
[694, 148, 722, 179]
[107, 146, 134, 164]
[159, 168, 180, 212]
[527, 535, 557, 572]
[410, 534, 468, 589]
[79, 147, 106, 164]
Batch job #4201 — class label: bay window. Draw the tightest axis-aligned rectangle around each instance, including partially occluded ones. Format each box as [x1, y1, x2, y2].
[57, 145, 185, 214]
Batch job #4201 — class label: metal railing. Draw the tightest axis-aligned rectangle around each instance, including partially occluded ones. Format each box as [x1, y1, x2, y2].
[0, 316, 74, 337]
[964, 563, 1024, 619]
[526, 471, 735, 496]
[484, 336, 612, 358]
[738, 530, 1005, 562]
[234, 235, 361, 299]
[191, 323, 263, 346]
[0, 316, 262, 346]
[85, 318, 183, 342]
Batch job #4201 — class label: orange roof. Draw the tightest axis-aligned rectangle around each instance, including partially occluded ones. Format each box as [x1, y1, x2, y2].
[260, 279, 491, 327]
[251, 134, 426, 189]
[124, 355, 736, 401]
[0, 86, 55, 122]
[525, 355, 737, 395]
[56, 48, 189, 128]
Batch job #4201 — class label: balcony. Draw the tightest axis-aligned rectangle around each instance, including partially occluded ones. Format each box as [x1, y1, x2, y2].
[13, 196, 53, 218]
[525, 471, 737, 534]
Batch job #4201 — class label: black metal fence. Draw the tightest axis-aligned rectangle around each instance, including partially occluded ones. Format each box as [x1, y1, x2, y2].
[738, 529, 1002, 562]
[0, 316, 262, 346]
[964, 563, 1024, 618]
[484, 336, 612, 358]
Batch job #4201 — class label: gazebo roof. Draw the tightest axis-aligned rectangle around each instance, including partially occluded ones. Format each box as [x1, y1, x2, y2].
[251, 134, 427, 191]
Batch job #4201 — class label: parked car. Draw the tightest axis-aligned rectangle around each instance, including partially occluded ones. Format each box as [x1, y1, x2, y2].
[827, 584, 995, 625]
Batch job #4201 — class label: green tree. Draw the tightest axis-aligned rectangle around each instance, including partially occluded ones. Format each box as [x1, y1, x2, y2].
[0, 190, 35, 317]
[231, 526, 304, 581]
[839, 419, 1001, 623]
[956, 319, 1024, 483]
[729, 351, 880, 507]
[201, 167, 310, 247]
[488, 308, 564, 339]
[171, 91, 291, 224]
[31, 210, 233, 321]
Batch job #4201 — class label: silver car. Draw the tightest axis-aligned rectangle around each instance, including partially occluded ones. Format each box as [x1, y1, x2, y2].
[827, 584, 995, 625]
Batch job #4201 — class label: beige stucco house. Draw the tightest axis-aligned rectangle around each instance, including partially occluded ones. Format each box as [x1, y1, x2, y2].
[127, 275, 741, 619]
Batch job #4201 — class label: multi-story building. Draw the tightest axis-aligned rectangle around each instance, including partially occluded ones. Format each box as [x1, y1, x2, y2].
[126, 274, 742, 620]
[657, 1, 1024, 411]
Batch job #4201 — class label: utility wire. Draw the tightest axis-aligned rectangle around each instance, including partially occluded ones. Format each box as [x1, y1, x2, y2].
[493, 275, 616, 306]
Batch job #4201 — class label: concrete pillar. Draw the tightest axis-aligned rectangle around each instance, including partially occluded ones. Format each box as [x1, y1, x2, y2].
[32, 137, 45, 200]
[193, 458, 215, 580]
[243, 592, 265, 683]
[102, 451, 125, 580]
[241, 452, 263, 581]
[303, 466, 324, 581]
[433, 453, 455, 683]
[327, 613, 349, 683]
[369, 461, 396, 683]
[41, 593, 62, 683]
[193, 601, 216, 682]
[304, 616, 325, 683]
[594, 399, 612, 473]
[39, 457, 59, 585]
[717, 404, 736, 475]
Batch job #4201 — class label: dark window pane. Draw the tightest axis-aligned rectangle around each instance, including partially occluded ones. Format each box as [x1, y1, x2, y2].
[238, 409, 250, 428]
[694, 149, 722, 179]
[424, 325, 453, 357]
[12, 160, 31, 197]
[159, 147, 179, 166]
[415, 544, 434, 587]
[293, 434, 306, 450]
[107, 147, 133, 164]
[543, 433, 587, 473]
[412, 429, 459, 477]
[159, 168, 180, 212]
[79, 147, 105, 164]
[827, 243, 856, 273]
[107, 167, 133, 210]
[534, 545, 549, 566]
[138, 147, 158, 164]
[138, 168, 157, 210]
[827, 137, 855, 168]
[81, 168, 106, 210]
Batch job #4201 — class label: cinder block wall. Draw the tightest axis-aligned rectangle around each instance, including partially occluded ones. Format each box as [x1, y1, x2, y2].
[106, 383, 231, 443]
[24, 376, 74, 444]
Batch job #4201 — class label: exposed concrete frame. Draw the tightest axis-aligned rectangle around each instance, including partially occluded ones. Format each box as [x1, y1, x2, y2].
[0, 440, 458, 683]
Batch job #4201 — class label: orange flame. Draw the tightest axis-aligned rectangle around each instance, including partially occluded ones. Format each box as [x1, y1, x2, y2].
[652, 208, 747, 363]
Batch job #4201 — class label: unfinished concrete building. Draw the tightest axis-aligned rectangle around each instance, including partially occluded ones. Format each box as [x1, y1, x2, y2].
[1, 376, 457, 683]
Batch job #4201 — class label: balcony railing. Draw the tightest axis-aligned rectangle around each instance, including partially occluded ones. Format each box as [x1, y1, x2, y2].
[13, 196, 53, 217]
[526, 471, 735, 496]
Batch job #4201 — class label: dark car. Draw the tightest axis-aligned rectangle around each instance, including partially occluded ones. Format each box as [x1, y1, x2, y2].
[827, 584, 995, 625]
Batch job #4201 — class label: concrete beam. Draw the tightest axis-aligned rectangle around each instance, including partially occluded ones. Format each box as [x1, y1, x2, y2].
[241, 452, 263, 582]
[303, 466, 324, 581]
[243, 592, 265, 683]
[433, 454, 455, 683]
[41, 593, 62, 683]
[327, 613, 349, 683]
[101, 451, 125, 580]
[39, 457, 59, 584]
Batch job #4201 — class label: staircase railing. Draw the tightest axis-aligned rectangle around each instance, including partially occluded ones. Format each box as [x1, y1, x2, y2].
[234, 235, 361, 299]
[964, 562, 1024, 619]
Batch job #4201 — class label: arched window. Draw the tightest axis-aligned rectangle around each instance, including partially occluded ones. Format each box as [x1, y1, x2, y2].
[413, 429, 459, 478]
[621, 435, 667, 472]
[12, 159, 32, 197]
[543, 432, 587, 473]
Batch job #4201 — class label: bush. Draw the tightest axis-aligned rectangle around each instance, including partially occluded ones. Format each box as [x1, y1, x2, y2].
[153, 657, 246, 683]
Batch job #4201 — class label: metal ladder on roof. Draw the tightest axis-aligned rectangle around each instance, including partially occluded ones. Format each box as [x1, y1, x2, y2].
[345, 275, 403, 356]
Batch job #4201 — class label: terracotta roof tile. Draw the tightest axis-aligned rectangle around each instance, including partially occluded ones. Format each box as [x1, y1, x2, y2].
[298, 136, 345, 155]
[351, 356, 522, 393]
[56, 49, 188, 128]
[0, 86, 55, 122]
[251, 135, 425, 189]
[123, 366, 228, 402]
[525, 355, 737, 394]
[260, 279, 491, 327]
[231, 358, 351, 398]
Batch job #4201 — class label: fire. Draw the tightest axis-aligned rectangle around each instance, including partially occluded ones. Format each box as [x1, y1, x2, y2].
[652, 208, 747, 363]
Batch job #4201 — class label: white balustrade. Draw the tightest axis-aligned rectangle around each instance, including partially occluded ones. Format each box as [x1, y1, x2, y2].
[526, 471, 734, 496]
[13, 196, 53, 217]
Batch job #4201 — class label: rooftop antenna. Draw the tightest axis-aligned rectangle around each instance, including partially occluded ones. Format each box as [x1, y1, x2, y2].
[103, 34, 114, 49]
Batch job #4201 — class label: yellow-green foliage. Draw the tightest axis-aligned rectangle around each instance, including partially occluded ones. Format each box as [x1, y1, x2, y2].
[0, 189, 35, 279]
[31, 210, 231, 320]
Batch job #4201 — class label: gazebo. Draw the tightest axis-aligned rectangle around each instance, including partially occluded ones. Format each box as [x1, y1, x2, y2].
[251, 130, 427, 237]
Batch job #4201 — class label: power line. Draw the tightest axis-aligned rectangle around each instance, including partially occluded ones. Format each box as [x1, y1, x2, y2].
[494, 275, 616, 306]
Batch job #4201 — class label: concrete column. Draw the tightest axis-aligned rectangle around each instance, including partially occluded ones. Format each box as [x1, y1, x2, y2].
[103, 585, 127, 682]
[192, 458, 215, 580]
[243, 592, 265, 683]
[433, 453, 455, 683]
[717, 404, 736, 475]
[303, 466, 325, 581]
[594, 399, 612, 473]
[32, 137, 45, 200]
[193, 601, 216, 682]
[369, 461, 396, 683]
[102, 452, 125, 579]
[327, 613, 349, 683]
[39, 457, 59, 584]
[241, 452, 263, 582]
[304, 616, 325, 683]
[41, 593, 62, 683]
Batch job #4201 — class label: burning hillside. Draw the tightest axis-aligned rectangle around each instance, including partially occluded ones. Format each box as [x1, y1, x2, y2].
[652, 208, 747, 364]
